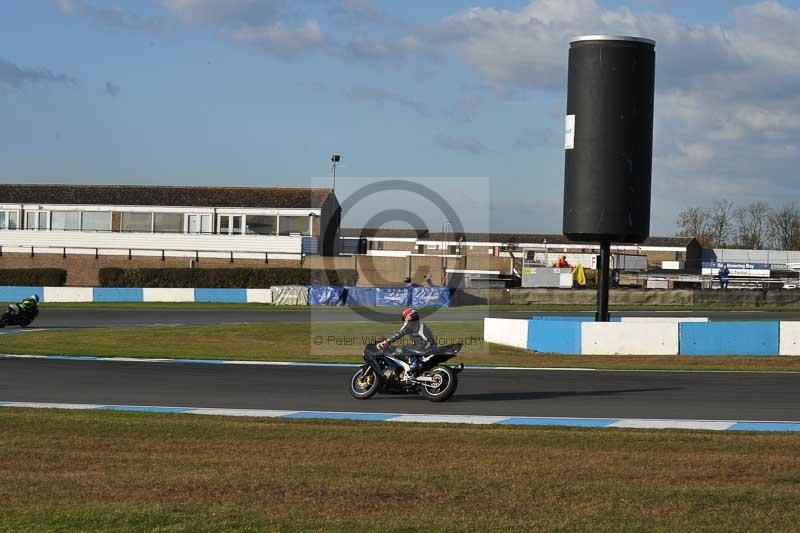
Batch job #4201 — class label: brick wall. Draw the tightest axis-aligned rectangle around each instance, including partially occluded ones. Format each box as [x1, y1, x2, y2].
[0, 251, 514, 287]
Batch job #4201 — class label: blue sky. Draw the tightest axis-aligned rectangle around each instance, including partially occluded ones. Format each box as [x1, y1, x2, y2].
[1, 0, 799, 236]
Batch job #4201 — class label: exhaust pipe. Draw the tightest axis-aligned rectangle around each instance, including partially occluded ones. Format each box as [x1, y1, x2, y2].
[454, 363, 464, 373]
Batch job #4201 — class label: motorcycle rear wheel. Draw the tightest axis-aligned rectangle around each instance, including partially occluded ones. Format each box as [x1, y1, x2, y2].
[421, 365, 458, 402]
[350, 366, 381, 399]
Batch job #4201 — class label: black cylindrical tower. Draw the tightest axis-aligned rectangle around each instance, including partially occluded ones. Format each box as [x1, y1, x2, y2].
[562, 35, 655, 243]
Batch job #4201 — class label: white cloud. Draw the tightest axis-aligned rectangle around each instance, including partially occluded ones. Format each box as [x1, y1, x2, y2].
[160, 0, 283, 26]
[347, 86, 429, 117]
[227, 19, 327, 56]
[337, 0, 384, 23]
[56, 0, 170, 33]
[161, 0, 328, 56]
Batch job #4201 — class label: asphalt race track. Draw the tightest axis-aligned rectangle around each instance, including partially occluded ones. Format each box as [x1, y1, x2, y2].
[27, 307, 800, 328]
[1, 358, 798, 421]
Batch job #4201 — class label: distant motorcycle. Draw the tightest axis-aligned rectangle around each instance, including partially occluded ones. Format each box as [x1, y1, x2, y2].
[350, 342, 464, 402]
[0, 303, 39, 328]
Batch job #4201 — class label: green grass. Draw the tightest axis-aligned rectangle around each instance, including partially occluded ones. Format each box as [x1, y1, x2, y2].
[5, 321, 800, 371]
[0, 321, 522, 361]
[1, 408, 799, 531]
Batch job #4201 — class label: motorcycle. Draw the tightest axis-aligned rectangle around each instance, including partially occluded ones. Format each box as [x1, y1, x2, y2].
[0, 304, 39, 328]
[350, 342, 464, 402]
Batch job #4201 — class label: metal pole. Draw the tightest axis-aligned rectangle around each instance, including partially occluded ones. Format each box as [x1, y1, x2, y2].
[596, 240, 611, 322]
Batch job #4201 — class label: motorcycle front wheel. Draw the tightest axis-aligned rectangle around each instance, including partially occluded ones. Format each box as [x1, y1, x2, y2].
[420, 365, 458, 402]
[350, 365, 381, 399]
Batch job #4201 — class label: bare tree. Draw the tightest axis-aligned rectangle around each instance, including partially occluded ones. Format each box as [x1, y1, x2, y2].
[676, 207, 711, 246]
[707, 200, 735, 247]
[734, 202, 771, 249]
[768, 203, 800, 250]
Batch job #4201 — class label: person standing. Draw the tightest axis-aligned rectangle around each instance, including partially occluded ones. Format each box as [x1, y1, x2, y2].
[718, 263, 730, 290]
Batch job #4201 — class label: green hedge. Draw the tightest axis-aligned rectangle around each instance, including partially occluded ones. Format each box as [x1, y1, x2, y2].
[0, 269, 67, 286]
[98, 268, 358, 288]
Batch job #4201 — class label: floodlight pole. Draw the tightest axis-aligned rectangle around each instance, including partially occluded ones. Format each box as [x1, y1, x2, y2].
[331, 154, 341, 191]
[596, 240, 611, 322]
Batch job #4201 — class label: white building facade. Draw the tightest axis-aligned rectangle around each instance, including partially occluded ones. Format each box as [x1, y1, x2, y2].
[0, 184, 341, 261]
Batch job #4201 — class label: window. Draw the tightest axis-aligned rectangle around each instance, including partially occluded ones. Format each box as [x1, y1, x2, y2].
[186, 214, 211, 234]
[246, 215, 277, 235]
[154, 213, 183, 233]
[121, 212, 153, 232]
[82, 211, 111, 231]
[0, 211, 19, 230]
[51, 211, 81, 231]
[25, 211, 48, 230]
[279, 215, 309, 236]
[218, 215, 243, 235]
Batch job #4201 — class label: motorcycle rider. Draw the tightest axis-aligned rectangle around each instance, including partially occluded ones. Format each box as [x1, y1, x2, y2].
[7, 293, 39, 316]
[377, 308, 436, 374]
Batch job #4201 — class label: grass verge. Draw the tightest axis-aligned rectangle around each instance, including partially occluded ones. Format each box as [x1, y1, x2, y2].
[4, 321, 800, 371]
[1, 408, 799, 531]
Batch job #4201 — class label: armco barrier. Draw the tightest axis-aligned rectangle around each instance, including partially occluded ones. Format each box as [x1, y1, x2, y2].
[412, 287, 451, 308]
[375, 287, 411, 307]
[247, 288, 272, 304]
[270, 285, 308, 305]
[43, 287, 93, 303]
[679, 322, 779, 356]
[194, 288, 248, 303]
[779, 322, 800, 356]
[0, 286, 44, 303]
[93, 287, 144, 302]
[528, 319, 582, 355]
[308, 285, 346, 306]
[345, 287, 376, 307]
[582, 322, 679, 355]
[484, 318, 529, 349]
[143, 288, 194, 303]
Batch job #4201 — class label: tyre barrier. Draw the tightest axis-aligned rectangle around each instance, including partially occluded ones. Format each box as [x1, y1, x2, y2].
[0, 285, 450, 307]
[484, 316, 799, 356]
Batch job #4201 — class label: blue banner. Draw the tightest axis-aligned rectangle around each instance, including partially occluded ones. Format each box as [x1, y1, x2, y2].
[375, 287, 412, 307]
[346, 287, 376, 307]
[308, 285, 346, 306]
[411, 287, 451, 307]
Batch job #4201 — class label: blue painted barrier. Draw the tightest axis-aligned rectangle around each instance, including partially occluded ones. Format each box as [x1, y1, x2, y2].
[411, 287, 451, 308]
[0, 286, 43, 303]
[308, 285, 346, 306]
[680, 321, 779, 356]
[528, 319, 582, 355]
[194, 288, 248, 303]
[92, 288, 144, 302]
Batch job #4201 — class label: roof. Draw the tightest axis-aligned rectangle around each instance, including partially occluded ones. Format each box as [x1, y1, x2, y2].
[0, 184, 334, 209]
[341, 228, 697, 248]
[340, 228, 427, 239]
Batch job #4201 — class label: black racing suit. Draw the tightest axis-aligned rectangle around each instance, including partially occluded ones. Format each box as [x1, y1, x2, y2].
[387, 318, 436, 368]
[8, 297, 36, 316]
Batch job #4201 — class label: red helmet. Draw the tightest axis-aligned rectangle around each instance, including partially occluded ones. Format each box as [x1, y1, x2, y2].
[401, 308, 418, 322]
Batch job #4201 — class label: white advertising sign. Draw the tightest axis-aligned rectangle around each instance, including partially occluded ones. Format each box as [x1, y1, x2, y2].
[565, 114, 575, 149]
